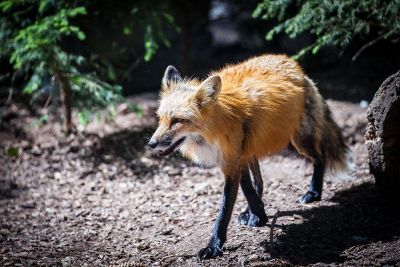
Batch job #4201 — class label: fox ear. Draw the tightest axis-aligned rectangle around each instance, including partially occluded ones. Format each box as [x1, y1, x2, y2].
[162, 65, 182, 88]
[196, 75, 221, 107]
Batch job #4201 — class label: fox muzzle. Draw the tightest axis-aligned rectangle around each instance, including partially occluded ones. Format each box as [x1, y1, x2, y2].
[147, 133, 172, 149]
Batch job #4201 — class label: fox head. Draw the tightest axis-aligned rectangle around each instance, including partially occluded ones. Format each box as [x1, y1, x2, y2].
[147, 65, 221, 156]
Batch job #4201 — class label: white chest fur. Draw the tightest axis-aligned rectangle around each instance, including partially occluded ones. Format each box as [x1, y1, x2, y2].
[179, 135, 222, 167]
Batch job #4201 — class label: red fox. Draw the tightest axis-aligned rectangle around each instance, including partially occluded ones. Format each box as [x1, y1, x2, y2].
[147, 54, 347, 259]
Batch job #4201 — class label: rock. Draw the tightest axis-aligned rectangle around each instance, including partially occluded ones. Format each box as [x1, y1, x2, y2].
[366, 70, 400, 197]
[54, 172, 62, 180]
[0, 228, 10, 235]
[360, 100, 369, 109]
[293, 214, 303, 220]
[160, 229, 173, 235]
[194, 182, 210, 195]
[61, 201, 72, 209]
[61, 256, 75, 267]
[13, 251, 28, 258]
[248, 254, 259, 262]
[30, 145, 42, 156]
[46, 208, 56, 214]
[0, 246, 8, 254]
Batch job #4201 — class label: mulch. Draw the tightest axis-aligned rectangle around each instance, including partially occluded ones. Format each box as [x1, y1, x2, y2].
[1, 96, 399, 266]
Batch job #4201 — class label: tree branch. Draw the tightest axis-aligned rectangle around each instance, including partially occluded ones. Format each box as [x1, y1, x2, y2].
[269, 210, 280, 256]
[352, 34, 386, 61]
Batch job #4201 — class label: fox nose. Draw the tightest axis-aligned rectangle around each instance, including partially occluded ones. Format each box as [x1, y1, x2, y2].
[147, 139, 158, 149]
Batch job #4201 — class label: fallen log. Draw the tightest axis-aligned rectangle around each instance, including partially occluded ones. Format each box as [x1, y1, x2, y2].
[365, 70, 400, 197]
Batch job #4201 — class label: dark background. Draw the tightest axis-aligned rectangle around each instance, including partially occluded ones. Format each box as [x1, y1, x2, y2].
[1, 0, 399, 102]
[87, 0, 399, 102]
[125, 1, 399, 102]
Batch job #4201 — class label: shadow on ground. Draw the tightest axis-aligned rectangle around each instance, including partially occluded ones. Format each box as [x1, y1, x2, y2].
[84, 127, 187, 180]
[0, 179, 20, 200]
[91, 127, 154, 161]
[264, 182, 400, 265]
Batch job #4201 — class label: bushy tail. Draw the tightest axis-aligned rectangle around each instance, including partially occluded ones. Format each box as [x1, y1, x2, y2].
[294, 77, 349, 174]
[320, 102, 349, 173]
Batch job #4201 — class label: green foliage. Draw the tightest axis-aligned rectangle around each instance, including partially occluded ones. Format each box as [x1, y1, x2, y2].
[9, 6, 86, 70]
[77, 108, 91, 125]
[5, 146, 19, 158]
[31, 114, 49, 127]
[253, 0, 400, 58]
[69, 74, 122, 124]
[128, 103, 144, 118]
[141, 7, 177, 61]
[92, 2, 177, 64]
[0, 0, 121, 124]
[0, 0, 177, 127]
[69, 74, 122, 107]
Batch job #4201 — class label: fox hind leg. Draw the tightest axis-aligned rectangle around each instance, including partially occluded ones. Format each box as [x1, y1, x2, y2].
[300, 159, 325, 203]
[238, 160, 268, 227]
[291, 133, 326, 204]
[294, 77, 347, 204]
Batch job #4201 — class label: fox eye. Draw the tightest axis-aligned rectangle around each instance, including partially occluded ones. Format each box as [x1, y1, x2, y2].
[170, 117, 187, 127]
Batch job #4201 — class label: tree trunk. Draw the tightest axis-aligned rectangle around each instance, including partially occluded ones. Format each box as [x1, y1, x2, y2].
[55, 72, 73, 135]
[365, 70, 400, 197]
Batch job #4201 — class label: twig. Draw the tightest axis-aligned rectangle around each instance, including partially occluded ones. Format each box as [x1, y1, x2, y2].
[269, 210, 280, 255]
[44, 75, 56, 109]
[352, 34, 386, 61]
[162, 253, 194, 259]
[198, 218, 214, 225]
[44, 94, 53, 109]
[6, 87, 13, 104]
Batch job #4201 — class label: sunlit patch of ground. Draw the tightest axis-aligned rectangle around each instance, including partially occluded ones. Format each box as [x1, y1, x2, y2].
[1, 96, 399, 266]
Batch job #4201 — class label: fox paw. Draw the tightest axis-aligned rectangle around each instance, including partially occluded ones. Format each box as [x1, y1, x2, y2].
[299, 191, 321, 204]
[238, 209, 268, 227]
[198, 245, 222, 259]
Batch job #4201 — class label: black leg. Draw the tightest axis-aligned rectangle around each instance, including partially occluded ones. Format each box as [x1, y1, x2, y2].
[238, 166, 268, 227]
[249, 157, 263, 198]
[198, 174, 240, 260]
[299, 159, 325, 204]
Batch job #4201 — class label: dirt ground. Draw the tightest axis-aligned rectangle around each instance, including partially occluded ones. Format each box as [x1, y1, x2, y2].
[1, 95, 399, 266]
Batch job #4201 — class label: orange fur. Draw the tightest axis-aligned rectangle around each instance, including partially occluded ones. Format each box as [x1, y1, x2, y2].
[155, 54, 307, 171]
[207, 55, 305, 164]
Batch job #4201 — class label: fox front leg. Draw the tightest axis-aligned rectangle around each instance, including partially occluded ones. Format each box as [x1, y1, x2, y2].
[249, 157, 263, 197]
[238, 165, 268, 227]
[198, 171, 240, 260]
